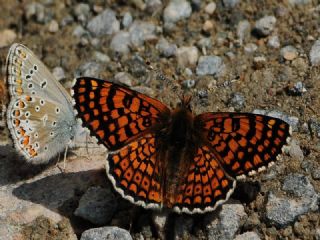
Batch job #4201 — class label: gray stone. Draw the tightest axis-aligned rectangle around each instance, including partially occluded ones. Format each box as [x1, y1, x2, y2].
[311, 166, 320, 180]
[237, 20, 251, 45]
[252, 109, 299, 131]
[52, 67, 66, 81]
[234, 232, 261, 240]
[286, 139, 304, 162]
[282, 173, 316, 198]
[268, 35, 280, 48]
[146, 0, 162, 13]
[308, 119, 320, 138]
[205, 203, 248, 240]
[156, 37, 177, 57]
[74, 186, 117, 225]
[74, 3, 90, 23]
[228, 92, 245, 111]
[254, 16, 277, 36]
[163, 0, 192, 28]
[114, 72, 134, 87]
[72, 25, 89, 37]
[266, 192, 318, 227]
[244, 43, 258, 53]
[25, 2, 46, 23]
[60, 15, 74, 26]
[286, 81, 307, 96]
[310, 40, 320, 66]
[48, 20, 59, 33]
[223, 0, 240, 8]
[182, 79, 196, 88]
[129, 21, 157, 47]
[280, 45, 298, 61]
[122, 12, 133, 28]
[80, 226, 132, 240]
[197, 37, 212, 50]
[93, 51, 110, 63]
[196, 55, 225, 77]
[87, 9, 120, 37]
[288, 0, 311, 5]
[176, 46, 199, 68]
[110, 31, 131, 55]
[74, 61, 102, 78]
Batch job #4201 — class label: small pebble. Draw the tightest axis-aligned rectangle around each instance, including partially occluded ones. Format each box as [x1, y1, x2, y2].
[48, 20, 59, 33]
[87, 9, 120, 37]
[234, 232, 261, 240]
[163, 0, 192, 28]
[287, 139, 304, 162]
[253, 56, 267, 69]
[288, 0, 311, 5]
[110, 31, 131, 55]
[73, 3, 90, 23]
[74, 61, 102, 78]
[228, 92, 245, 111]
[309, 40, 320, 66]
[80, 226, 132, 240]
[254, 15, 277, 37]
[156, 38, 177, 57]
[223, 0, 240, 8]
[0, 29, 16, 48]
[25, 2, 46, 23]
[52, 67, 65, 81]
[280, 45, 298, 61]
[182, 79, 196, 88]
[205, 2, 216, 15]
[146, 0, 162, 13]
[72, 25, 88, 37]
[268, 36, 280, 48]
[114, 72, 134, 86]
[129, 21, 157, 47]
[237, 20, 251, 45]
[202, 20, 214, 33]
[196, 55, 225, 76]
[122, 12, 133, 28]
[244, 43, 258, 53]
[286, 81, 307, 96]
[175, 46, 199, 68]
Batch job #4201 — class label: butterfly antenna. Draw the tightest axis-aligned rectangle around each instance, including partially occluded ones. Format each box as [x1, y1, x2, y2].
[145, 60, 183, 97]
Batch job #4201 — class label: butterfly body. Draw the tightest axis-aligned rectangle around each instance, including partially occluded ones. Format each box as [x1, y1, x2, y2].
[72, 77, 291, 214]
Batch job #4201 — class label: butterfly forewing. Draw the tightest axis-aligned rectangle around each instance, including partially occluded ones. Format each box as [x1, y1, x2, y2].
[195, 113, 291, 178]
[72, 77, 170, 151]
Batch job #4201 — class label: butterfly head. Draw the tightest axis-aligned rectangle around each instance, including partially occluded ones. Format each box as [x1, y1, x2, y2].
[178, 95, 192, 112]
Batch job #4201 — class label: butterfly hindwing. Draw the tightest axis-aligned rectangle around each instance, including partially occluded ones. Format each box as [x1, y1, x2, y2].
[72, 77, 170, 151]
[6, 43, 77, 163]
[195, 113, 291, 178]
[106, 133, 162, 209]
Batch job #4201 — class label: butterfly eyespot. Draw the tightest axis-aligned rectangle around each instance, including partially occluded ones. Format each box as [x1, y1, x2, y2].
[55, 107, 60, 114]
[50, 132, 54, 137]
[33, 65, 38, 71]
[40, 80, 47, 89]
[25, 111, 31, 117]
[52, 121, 57, 126]
[29, 69, 34, 75]
[31, 91, 36, 95]
[26, 75, 31, 80]
[28, 83, 33, 89]
[25, 120, 29, 124]
[35, 106, 40, 112]
[34, 133, 39, 138]
[34, 142, 39, 148]
[44, 146, 48, 151]
[40, 99, 45, 105]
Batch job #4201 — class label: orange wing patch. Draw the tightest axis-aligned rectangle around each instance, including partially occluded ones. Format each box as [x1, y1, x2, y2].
[195, 113, 291, 178]
[72, 77, 170, 151]
[106, 134, 162, 209]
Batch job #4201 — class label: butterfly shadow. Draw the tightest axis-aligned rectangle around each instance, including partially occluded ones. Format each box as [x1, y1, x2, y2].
[12, 168, 109, 233]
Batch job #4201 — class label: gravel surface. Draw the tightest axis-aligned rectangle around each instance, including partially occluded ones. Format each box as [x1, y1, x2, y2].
[0, 0, 320, 239]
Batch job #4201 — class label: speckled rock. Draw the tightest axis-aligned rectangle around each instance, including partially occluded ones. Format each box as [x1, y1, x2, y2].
[80, 226, 132, 240]
[205, 203, 248, 240]
[228, 92, 245, 111]
[254, 16, 277, 37]
[282, 174, 317, 199]
[196, 55, 225, 77]
[74, 186, 117, 225]
[268, 35, 280, 48]
[176, 46, 199, 68]
[234, 231, 261, 240]
[122, 12, 133, 28]
[87, 9, 120, 37]
[163, 0, 192, 29]
[129, 21, 157, 47]
[110, 31, 131, 55]
[156, 37, 177, 57]
[237, 20, 251, 45]
[74, 61, 103, 78]
[280, 45, 298, 61]
[114, 72, 134, 86]
[309, 40, 320, 66]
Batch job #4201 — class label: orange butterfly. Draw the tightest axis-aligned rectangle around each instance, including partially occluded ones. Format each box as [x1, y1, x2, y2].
[72, 77, 291, 214]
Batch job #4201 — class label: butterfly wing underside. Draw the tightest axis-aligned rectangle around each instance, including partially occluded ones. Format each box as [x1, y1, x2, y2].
[6, 43, 77, 163]
[195, 113, 291, 179]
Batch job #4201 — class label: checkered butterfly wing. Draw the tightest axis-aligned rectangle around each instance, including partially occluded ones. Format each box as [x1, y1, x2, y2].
[195, 113, 291, 179]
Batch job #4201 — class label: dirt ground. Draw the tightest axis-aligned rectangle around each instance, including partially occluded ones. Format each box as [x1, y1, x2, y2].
[0, 0, 319, 239]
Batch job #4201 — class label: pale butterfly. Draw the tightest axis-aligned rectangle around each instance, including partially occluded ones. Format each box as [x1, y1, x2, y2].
[5, 43, 87, 164]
